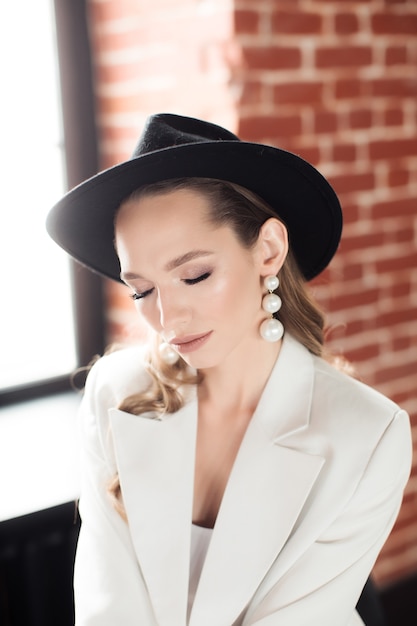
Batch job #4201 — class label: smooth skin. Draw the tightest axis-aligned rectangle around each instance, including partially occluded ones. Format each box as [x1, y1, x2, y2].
[115, 188, 288, 528]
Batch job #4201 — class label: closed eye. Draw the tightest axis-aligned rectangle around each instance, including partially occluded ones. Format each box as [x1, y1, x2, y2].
[129, 271, 211, 300]
[183, 272, 211, 285]
[130, 288, 154, 301]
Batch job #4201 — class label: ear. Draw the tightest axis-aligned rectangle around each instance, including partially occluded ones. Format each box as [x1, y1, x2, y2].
[256, 218, 288, 277]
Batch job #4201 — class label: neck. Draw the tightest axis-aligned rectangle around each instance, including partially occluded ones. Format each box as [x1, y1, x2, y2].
[197, 337, 283, 418]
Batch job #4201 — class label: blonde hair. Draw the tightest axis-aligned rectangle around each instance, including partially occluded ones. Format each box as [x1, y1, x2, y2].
[109, 177, 327, 517]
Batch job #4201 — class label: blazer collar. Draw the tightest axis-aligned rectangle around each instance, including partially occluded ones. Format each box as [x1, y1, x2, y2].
[109, 335, 325, 626]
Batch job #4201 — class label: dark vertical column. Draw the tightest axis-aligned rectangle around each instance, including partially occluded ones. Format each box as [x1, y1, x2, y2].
[53, 0, 106, 368]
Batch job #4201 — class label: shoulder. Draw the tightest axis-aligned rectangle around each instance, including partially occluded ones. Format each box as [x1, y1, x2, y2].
[77, 345, 152, 466]
[309, 354, 411, 478]
[312, 355, 400, 419]
[81, 344, 151, 414]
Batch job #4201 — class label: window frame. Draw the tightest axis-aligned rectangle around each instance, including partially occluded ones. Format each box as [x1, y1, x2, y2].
[0, 0, 105, 407]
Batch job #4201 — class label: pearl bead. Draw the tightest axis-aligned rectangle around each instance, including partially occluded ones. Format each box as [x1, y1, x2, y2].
[260, 318, 284, 343]
[159, 342, 180, 365]
[262, 293, 282, 314]
[264, 275, 279, 291]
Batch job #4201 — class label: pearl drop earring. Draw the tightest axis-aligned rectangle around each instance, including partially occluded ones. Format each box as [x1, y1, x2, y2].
[159, 341, 180, 365]
[259, 275, 284, 343]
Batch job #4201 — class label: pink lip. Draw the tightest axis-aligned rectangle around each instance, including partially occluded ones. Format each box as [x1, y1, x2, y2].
[171, 331, 212, 354]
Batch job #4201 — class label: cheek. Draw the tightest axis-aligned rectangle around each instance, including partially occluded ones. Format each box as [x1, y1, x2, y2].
[198, 273, 236, 318]
[200, 270, 259, 320]
[133, 299, 159, 331]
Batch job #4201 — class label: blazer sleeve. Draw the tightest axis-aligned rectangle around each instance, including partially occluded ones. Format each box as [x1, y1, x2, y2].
[243, 409, 412, 626]
[73, 356, 158, 626]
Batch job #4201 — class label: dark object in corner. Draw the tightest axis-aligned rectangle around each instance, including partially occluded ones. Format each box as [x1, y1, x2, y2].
[357, 577, 387, 626]
[0, 503, 80, 626]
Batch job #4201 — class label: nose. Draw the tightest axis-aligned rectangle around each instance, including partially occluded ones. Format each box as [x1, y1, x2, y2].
[156, 288, 191, 333]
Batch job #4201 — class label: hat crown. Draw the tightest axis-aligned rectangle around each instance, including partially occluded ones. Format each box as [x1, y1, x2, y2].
[47, 112, 342, 283]
[132, 113, 240, 157]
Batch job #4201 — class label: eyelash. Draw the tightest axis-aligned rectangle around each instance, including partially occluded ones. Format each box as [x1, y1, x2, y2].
[129, 271, 211, 301]
[184, 271, 211, 285]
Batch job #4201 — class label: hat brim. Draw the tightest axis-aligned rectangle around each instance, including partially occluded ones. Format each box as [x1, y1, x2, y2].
[46, 141, 342, 282]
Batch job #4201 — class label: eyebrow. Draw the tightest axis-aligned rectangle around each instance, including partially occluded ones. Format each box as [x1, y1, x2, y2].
[120, 249, 213, 281]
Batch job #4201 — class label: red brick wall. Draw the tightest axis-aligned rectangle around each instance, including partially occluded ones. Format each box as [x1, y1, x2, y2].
[87, 0, 417, 587]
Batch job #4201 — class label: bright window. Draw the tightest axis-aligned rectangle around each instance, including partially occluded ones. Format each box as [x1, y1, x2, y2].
[0, 0, 77, 390]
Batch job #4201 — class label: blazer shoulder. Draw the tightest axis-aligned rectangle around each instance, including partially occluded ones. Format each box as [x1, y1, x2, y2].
[313, 355, 402, 420]
[310, 355, 411, 453]
[77, 346, 152, 468]
[309, 356, 412, 491]
[80, 345, 151, 425]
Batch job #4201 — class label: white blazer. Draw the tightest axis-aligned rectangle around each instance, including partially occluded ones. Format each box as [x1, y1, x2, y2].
[74, 334, 412, 626]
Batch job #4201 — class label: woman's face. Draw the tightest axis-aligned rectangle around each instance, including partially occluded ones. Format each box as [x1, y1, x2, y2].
[115, 188, 270, 369]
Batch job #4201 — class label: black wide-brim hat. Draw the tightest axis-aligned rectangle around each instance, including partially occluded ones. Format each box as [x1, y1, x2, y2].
[46, 113, 342, 282]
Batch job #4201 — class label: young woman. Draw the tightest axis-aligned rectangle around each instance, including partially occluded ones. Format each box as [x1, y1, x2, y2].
[47, 114, 411, 626]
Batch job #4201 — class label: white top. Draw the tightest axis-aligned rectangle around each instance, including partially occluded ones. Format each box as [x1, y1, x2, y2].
[187, 524, 213, 621]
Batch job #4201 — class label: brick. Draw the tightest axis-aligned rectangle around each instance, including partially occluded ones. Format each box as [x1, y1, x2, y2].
[238, 80, 263, 105]
[335, 79, 363, 99]
[238, 114, 302, 141]
[89, 1, 134, 23]
[100, 124, 139, 144]
[335, 13, 359, 35]
[94, 27, 146, 52]
[378, 307, 417, 330]
[370, 138, 417, 160]
[385, 46, 408, 66]
[339, 202, 360, 225]
[314, 110, 338, 133]
[372, 13, 417, 35]
[388, 167, 409, 187]
[371, 77, 417, 99]
[332, 143, 357, 162]
[99, 93, 145, 116]
[393, 388, 416, 407]
[95, 62, 142, 84]
[328, 287, 380, 312]
[242, 45, 301, 70]
[328, 172, 375, 195]
[339, 231, 385, 253]
[337, 261, 364, 281]
[384, 108, 404, 127]
[288, 144, 321, 166]
[271, 10, 322, 34]
[375, 361, 417, 385]
[316, 46, 372, 69]
[345, 344, 381, 363]
[390, 281, 411, 298]
[372, 197, 417, 219]
[349, 108, 373, 129]
[234, 10, 260, 34]
[375, 251, 417, 274]
[344, 319, 366, 337]
[273, 81, 323, 105]
[393, 335, 413, 351]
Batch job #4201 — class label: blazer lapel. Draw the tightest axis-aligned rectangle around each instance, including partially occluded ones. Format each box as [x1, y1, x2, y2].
[109, 387, 198, 626]
[108, 335, 325, 626]
[189, 335, 326, 626]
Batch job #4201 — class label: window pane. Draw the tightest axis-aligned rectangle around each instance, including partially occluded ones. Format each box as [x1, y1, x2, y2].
[0, 0, 77, 389]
